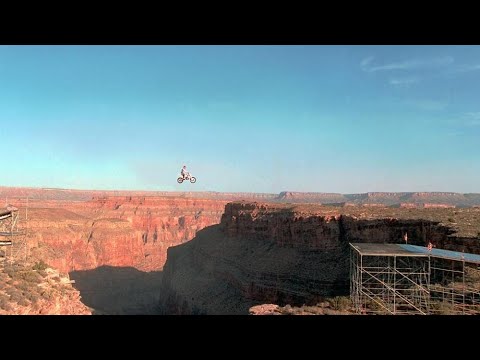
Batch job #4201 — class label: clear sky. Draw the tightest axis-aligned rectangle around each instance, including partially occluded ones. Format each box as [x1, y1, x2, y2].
[1, 45, 479, 193]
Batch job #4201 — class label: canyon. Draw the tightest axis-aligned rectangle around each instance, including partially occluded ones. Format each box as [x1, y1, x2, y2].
[2, 186, 480, 207]
[159, 202, 480, 314]
[1, 186, 480, 314]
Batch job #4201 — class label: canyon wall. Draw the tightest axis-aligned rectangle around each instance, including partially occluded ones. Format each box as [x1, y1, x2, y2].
[2, 185, 480, 314]
[22, 197, 229, 274]
[160, 202, 470, 314]
[3, 196, 233, 314]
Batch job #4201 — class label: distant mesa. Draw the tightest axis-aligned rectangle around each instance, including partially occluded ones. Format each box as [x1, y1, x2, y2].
[1, 186, 480, 208]
[275, 191, 479, 208]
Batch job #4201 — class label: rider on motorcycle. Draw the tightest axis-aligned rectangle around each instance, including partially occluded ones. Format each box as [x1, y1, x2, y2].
[181, 165, 190, 179]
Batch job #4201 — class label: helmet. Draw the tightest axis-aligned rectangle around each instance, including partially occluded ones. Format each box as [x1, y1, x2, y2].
[183, 165, 186, 168]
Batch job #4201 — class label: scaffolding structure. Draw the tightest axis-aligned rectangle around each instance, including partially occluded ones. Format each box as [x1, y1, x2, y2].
[429, 256, 480, 314]
[350, 243, 480, 315]
[0, 200, 28, 268]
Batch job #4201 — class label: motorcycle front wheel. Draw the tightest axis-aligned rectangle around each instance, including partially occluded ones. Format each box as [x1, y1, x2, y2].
[190, 177, 196, 183]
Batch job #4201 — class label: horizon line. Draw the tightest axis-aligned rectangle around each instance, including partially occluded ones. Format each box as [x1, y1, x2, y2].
[0, 185, 478, 196]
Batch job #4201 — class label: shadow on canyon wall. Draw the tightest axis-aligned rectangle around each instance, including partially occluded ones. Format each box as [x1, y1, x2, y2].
[158, 211, 456, 314]
[69, 213, 455, 315]
[159, 224, 350, 315]
[69, 266, 163, 315]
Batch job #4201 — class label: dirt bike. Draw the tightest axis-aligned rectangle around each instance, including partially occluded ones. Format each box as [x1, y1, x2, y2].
[177, 174, 196, 183]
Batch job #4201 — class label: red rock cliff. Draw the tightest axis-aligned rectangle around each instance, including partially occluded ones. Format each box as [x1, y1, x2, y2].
[23, 196, 228, 274]
[160, 202, 462, 314]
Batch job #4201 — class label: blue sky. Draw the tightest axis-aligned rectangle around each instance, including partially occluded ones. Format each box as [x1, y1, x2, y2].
[1, 45, 479, 193]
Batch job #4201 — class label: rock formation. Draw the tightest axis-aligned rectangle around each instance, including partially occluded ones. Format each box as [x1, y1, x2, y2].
[159, 202, 480, 314]
[2, 186, 480, 314]
[0, 262, 91, 315]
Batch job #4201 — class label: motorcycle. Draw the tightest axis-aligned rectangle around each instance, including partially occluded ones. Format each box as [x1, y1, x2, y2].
[177, 174, 196, 184]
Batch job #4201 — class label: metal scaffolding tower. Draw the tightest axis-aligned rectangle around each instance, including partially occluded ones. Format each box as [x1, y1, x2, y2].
[0, 201, 28, 267]
[350, 243, 480, 315]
